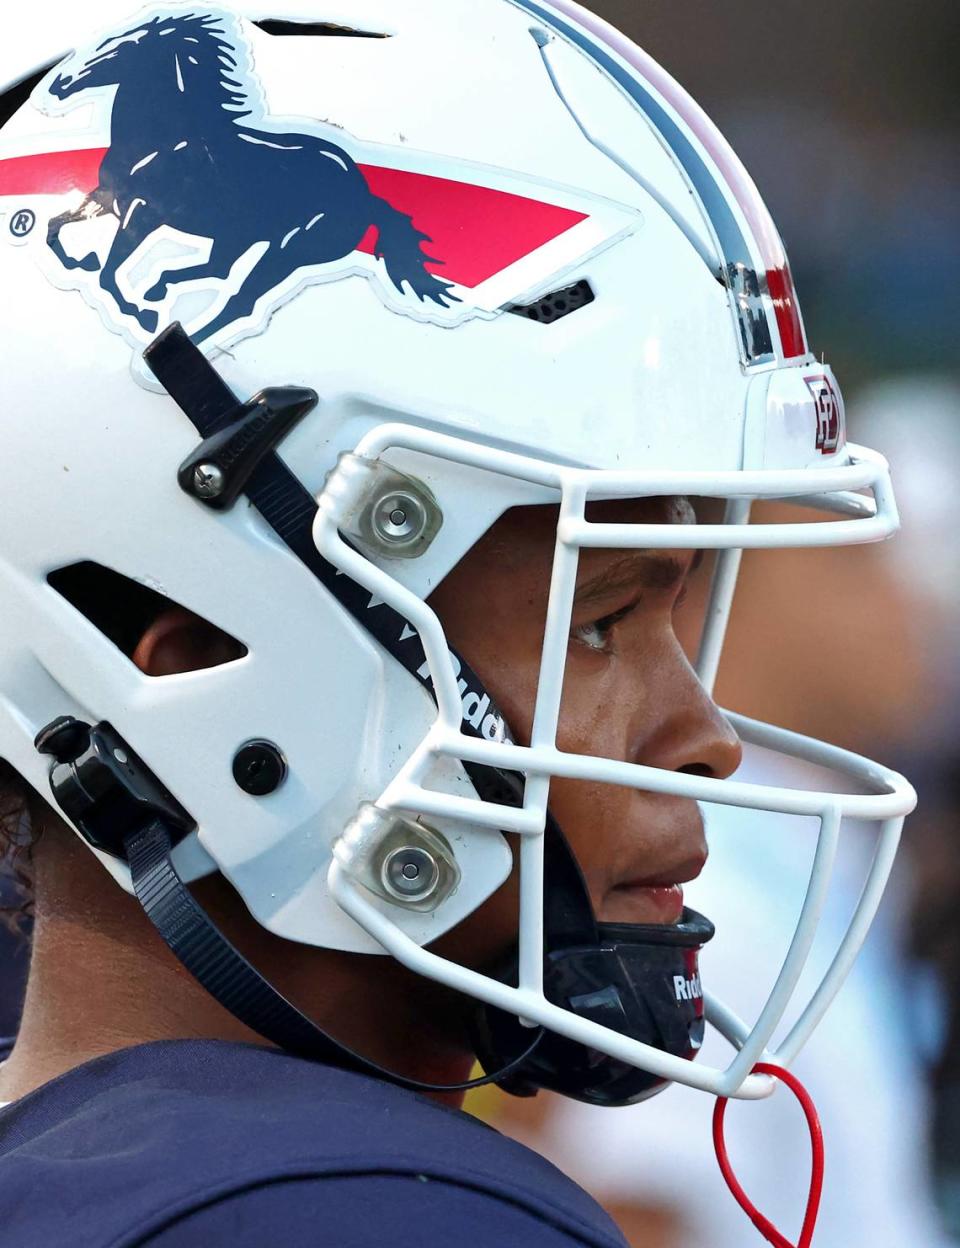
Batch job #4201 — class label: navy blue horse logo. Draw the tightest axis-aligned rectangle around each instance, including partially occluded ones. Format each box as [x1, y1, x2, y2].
[43, 10, 456, 343]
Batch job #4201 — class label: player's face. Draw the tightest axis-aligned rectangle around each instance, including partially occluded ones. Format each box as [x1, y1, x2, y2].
[429, 497, 742, 938]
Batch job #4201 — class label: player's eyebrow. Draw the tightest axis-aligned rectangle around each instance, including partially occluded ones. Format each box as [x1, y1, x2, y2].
[573, 550, 704, 607]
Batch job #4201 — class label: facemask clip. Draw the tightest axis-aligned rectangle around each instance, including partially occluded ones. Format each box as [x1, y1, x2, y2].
[334, 803, 460, 911]
[321, 454, 442, 559]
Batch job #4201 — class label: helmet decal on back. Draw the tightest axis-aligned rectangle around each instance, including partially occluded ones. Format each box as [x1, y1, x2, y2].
[0, 6, 640, 351]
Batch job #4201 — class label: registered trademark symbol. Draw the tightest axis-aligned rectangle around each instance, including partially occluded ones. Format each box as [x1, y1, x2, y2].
[9, 208, 36, 238]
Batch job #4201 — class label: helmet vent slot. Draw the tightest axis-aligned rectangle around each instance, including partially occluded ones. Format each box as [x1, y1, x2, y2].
[47, 562, 247, 670]
[254, 20, 391, 39]
[507, 279, 595, 325]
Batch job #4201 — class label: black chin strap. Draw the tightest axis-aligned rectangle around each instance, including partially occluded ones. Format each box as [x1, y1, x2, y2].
[126, 818, 542, 1093]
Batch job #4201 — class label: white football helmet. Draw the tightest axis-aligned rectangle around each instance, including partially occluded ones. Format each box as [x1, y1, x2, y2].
[0, 0, 914, 1102]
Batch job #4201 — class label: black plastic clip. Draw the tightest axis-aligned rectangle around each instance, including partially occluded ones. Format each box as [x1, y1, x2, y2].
[144, 323, 318, 511]
[35, 717, 195, 860]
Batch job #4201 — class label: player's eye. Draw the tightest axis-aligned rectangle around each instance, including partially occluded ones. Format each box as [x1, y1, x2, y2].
[570, 586, 689, 654]
[570, 601, 639, 652]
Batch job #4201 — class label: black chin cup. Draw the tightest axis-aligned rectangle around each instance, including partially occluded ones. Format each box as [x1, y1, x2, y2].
[470, 908, 714, 1106]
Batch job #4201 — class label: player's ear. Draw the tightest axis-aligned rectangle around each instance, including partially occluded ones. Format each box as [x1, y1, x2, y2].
[132, 606, 245, 676]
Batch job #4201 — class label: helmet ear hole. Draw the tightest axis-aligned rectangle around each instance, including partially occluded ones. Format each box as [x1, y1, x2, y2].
[47, 561, 246, 670]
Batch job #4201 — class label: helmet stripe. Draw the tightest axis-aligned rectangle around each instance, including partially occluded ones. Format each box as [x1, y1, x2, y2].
[511, 0, 808, 361]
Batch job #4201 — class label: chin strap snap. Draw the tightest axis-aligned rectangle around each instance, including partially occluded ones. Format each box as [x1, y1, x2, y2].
[712, 1062, 825, 1248]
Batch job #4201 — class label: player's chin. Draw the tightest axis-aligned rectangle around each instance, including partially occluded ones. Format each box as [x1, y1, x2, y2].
[598, 882, 686, 926]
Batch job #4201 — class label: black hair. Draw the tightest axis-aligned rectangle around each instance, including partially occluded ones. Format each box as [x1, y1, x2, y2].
[0, 760, 35, 934]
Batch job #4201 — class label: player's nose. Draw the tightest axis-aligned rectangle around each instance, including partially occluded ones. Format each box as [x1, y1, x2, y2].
[636, 654, 742, 781]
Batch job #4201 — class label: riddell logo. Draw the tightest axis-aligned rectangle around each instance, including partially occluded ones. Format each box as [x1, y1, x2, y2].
[804, 374, 845, 455]
[358, 584, 510, 744]
[416, 648, 508, 743]
[673, 973, 702, 1002]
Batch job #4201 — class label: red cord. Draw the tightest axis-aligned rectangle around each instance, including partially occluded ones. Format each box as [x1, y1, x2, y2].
[712, 1062, 825, 1248]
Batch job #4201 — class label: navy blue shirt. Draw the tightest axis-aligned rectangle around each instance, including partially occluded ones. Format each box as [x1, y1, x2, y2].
[0, 1039, 628, 1247]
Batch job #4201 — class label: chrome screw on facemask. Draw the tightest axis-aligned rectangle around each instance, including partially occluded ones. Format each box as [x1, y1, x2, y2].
[381, 845, 441, 903]
[371, 490, 429, 547]
[193, 463, 225, 499]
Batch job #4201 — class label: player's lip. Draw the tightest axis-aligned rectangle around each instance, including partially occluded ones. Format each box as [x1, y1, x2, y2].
[608, 882, 686, 924]
[608, 853, 707, 925]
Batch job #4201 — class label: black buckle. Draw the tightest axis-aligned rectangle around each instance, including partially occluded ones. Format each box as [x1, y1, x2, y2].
[144, 323, 318, 511]
[35, 717, 195, 859]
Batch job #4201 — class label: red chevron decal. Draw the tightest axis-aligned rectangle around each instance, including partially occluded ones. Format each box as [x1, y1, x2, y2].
[0, 147, 588, 291]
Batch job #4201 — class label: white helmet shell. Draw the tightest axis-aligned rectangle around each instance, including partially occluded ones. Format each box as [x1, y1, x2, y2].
[0, 1, 914, 1096]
